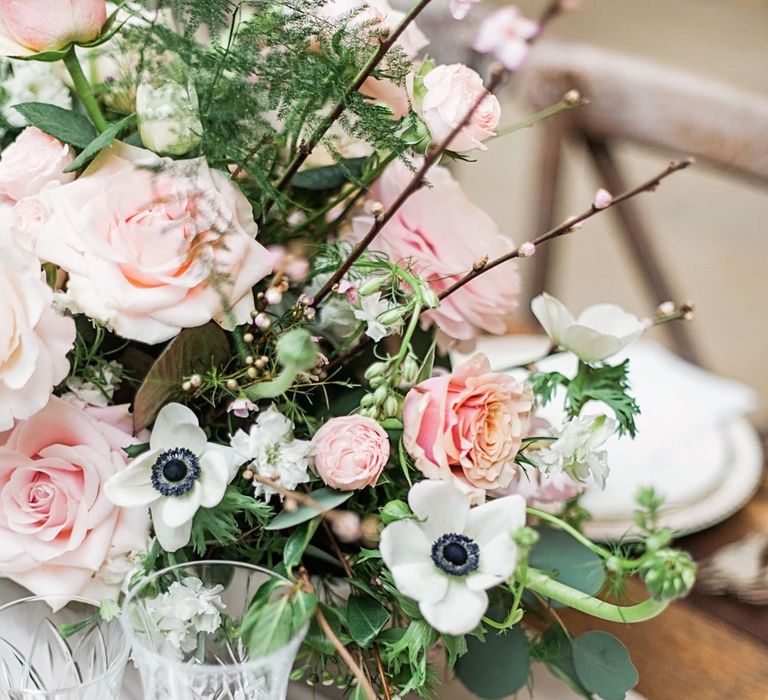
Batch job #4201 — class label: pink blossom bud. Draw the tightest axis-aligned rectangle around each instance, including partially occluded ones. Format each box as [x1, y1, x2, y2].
[449, 0, 480, 21]
[0, 0, 107, 54]
[265, 287, 283, 305]
[254, 313, 271, 329]
[519, 241, 536, 257]
[473, 6, 539, 71]
[593, 188, 613, 209]
[227, 398, 258, 418]
[656, 301, 676, 316]
[330, 511, 363, 543]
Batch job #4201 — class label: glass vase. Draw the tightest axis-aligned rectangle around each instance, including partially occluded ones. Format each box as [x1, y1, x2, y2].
[122, 560, 307, 700]
[0, 595, 130, 699]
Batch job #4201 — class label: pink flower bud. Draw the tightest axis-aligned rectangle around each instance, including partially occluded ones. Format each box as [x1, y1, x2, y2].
[0, 0, 107, 54]
[519, 241, 536, 257]
[593, 188, 613, 209]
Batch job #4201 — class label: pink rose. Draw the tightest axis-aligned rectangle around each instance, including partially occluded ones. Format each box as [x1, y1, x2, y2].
[0, 242, 74, 431]
[312, 416, 389, 490]
[403, 354, 532, 500]
[0, 127, 75, 203]
[0, 397, 150, 600]
[472, 6, 539, 71]
[0, 0, 107, 55]
[415, 64, 500, 153]
[354, 159, 520, 347]
[34, 142, 274, 344]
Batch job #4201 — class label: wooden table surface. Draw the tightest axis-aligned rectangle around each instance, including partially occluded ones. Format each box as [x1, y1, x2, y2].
[560, 431, 768, 700]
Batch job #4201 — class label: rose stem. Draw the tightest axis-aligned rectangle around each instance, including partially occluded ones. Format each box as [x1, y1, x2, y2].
[62, 47, 108, 133]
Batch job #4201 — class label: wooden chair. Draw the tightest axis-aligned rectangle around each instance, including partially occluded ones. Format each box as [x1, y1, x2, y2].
[519, 41, 768, 364]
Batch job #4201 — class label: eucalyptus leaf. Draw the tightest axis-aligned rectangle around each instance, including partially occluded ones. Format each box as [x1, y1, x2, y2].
[572, 631, 639, 700]
[291, 157, 367, 190]
[283, 517, 321, 571]
[346, 594, 390, 648]
[64, 113, 136, 173]
[265, 487, 352, 530]
[455, 624, 531, 698]
[132, 323, 230, 432]
[13, 103, 97, 148]
[539, 626, 592, 698]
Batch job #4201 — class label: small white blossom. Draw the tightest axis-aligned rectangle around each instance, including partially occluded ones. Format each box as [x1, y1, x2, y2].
[353, 291, 403, 342]
[62, 361, 123, 408]
[529, 414, 616, 489]
[143, 577, 226, 655]
[98, 536, 152, 591]
[1, 60, 72, 128]
[230, 405, 312, 498]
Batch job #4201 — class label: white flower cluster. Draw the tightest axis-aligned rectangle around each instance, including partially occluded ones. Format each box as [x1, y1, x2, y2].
[62, 360, 124, 408]
[143, 576, 226, 654]
[231, 405, 313, 498]
[530, 414, 616, 489]
[1, 60, 72, 129]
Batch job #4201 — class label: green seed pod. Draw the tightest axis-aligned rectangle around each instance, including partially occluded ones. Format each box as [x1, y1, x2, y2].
[364, 361, 389, 381]
[639, 549, 697, 601]
[358, 275, 390, 296]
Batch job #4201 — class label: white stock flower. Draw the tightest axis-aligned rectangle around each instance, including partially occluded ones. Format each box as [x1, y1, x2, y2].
[104, 403, 238, 552]
[230, 405, 312, 498]
[136, 78, 203, 156]
[1, 60, 71, 127]
[62, 360, 123, 408]
[143, 576, 226, 655]
[380, 480, 525, 635]
[353, 291, 403, 342]
[530, 414, 616, 489]
[531, 292, 645, 363]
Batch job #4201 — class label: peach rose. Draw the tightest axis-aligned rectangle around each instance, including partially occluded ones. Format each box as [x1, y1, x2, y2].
[403, 354, 532, 500]
[415, 64, 500, 153]
[354, 159, 520, 347]
[0, 397, 150, 600]
[34, 142, 274, 344]
[312, 416, 389, 490]
[0, 0, 106, 55]
[0, 127, 75, 203]
[0, 242, 74, 431]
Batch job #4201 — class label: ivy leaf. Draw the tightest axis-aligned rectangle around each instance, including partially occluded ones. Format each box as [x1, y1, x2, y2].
[13, 103, 97, 148]
[346, 594, 390, 648]
[132, 323, 229, 432]
[64, 113, 136, 173]
[265, 487, 352, 530]
[572, 631, 639, 700]
[566, 359, 640, 437]
[455, 624, 531, 698]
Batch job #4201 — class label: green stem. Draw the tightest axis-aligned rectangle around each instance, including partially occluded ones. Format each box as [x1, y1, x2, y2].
[244, 363, 300, 400]
[522, 568, 669, 623]
[489, 97, 581, 141]
[63, 47, 108, 132]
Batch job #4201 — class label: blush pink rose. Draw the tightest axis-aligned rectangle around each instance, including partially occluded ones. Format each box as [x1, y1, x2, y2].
[415, 64, 500, 153]
[354, 159, 520, 347]
[312, 416, 389, 490]
[0, 242, 75, 431]
[0, 127, 75, 203]
[403, 354, 532, 501]
[0, 0, 106, 55]
[0, 396, 150, 600]
[34, 142, 275, 344]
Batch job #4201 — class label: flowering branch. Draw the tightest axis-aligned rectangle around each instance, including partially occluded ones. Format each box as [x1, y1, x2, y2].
[262, 0, 435, 218]
[438, 158, 693, 302]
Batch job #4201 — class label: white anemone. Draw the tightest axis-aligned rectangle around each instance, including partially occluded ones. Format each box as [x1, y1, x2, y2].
[380, 480, 525, 635]
[105, 403, 237, 552]
[531, 292, 645, 363]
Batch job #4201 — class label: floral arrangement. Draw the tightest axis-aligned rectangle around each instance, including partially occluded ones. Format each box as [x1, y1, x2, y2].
[0, 0, 698, 698]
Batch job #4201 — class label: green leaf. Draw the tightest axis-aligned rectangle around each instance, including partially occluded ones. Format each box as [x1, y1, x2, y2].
[415, 336, 437, 384]
[538, 626, 592, 698]
[64, 113, 136, 173]
[566, 359, 640, 437]
[529, 527, 605, 604]
[528, 370, 570, 406]
[455, 625, 531, 698]
[132, 323, 230, 432]
[291, 157, 367, 190]
[346, 594, 390, 648]
[265, 487, 352, 530]
[13, 103, 97, 148]
[572, 631, 639, 700]
[283, 516, 321, 571]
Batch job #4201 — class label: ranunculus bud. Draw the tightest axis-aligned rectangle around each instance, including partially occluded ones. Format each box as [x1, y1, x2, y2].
[136, 77, 203, 156]
[0, 0, 107, 55]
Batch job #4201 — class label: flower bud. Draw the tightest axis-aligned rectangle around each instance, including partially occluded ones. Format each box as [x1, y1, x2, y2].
[276, 328, 318, 371]
[372, 384, 389, 406]
[419, 287, 440, 309]
[382, 395, 400, 418]
[399, 356, 420, 385]
[364, 361, 389, 381]
[358, 275, 390, 297]
[137, 75, 202, 156]
[640, 549, 697, 601]
[377, 306, 407, 326]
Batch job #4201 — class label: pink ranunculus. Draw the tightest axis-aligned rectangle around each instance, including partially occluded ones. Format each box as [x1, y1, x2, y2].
[312, 416, 390, 491]
[0, 127, 75, 203]
[0, 0, 107, 55]
[34, 142, 275, 344]
[472, 6, 539, 71]
[416, 64, 500, 153]
[0, 242, 75, 431]
[353, 159, 520, 348]
[403, 354, 532, 500]
[0, 397, 150, 601]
